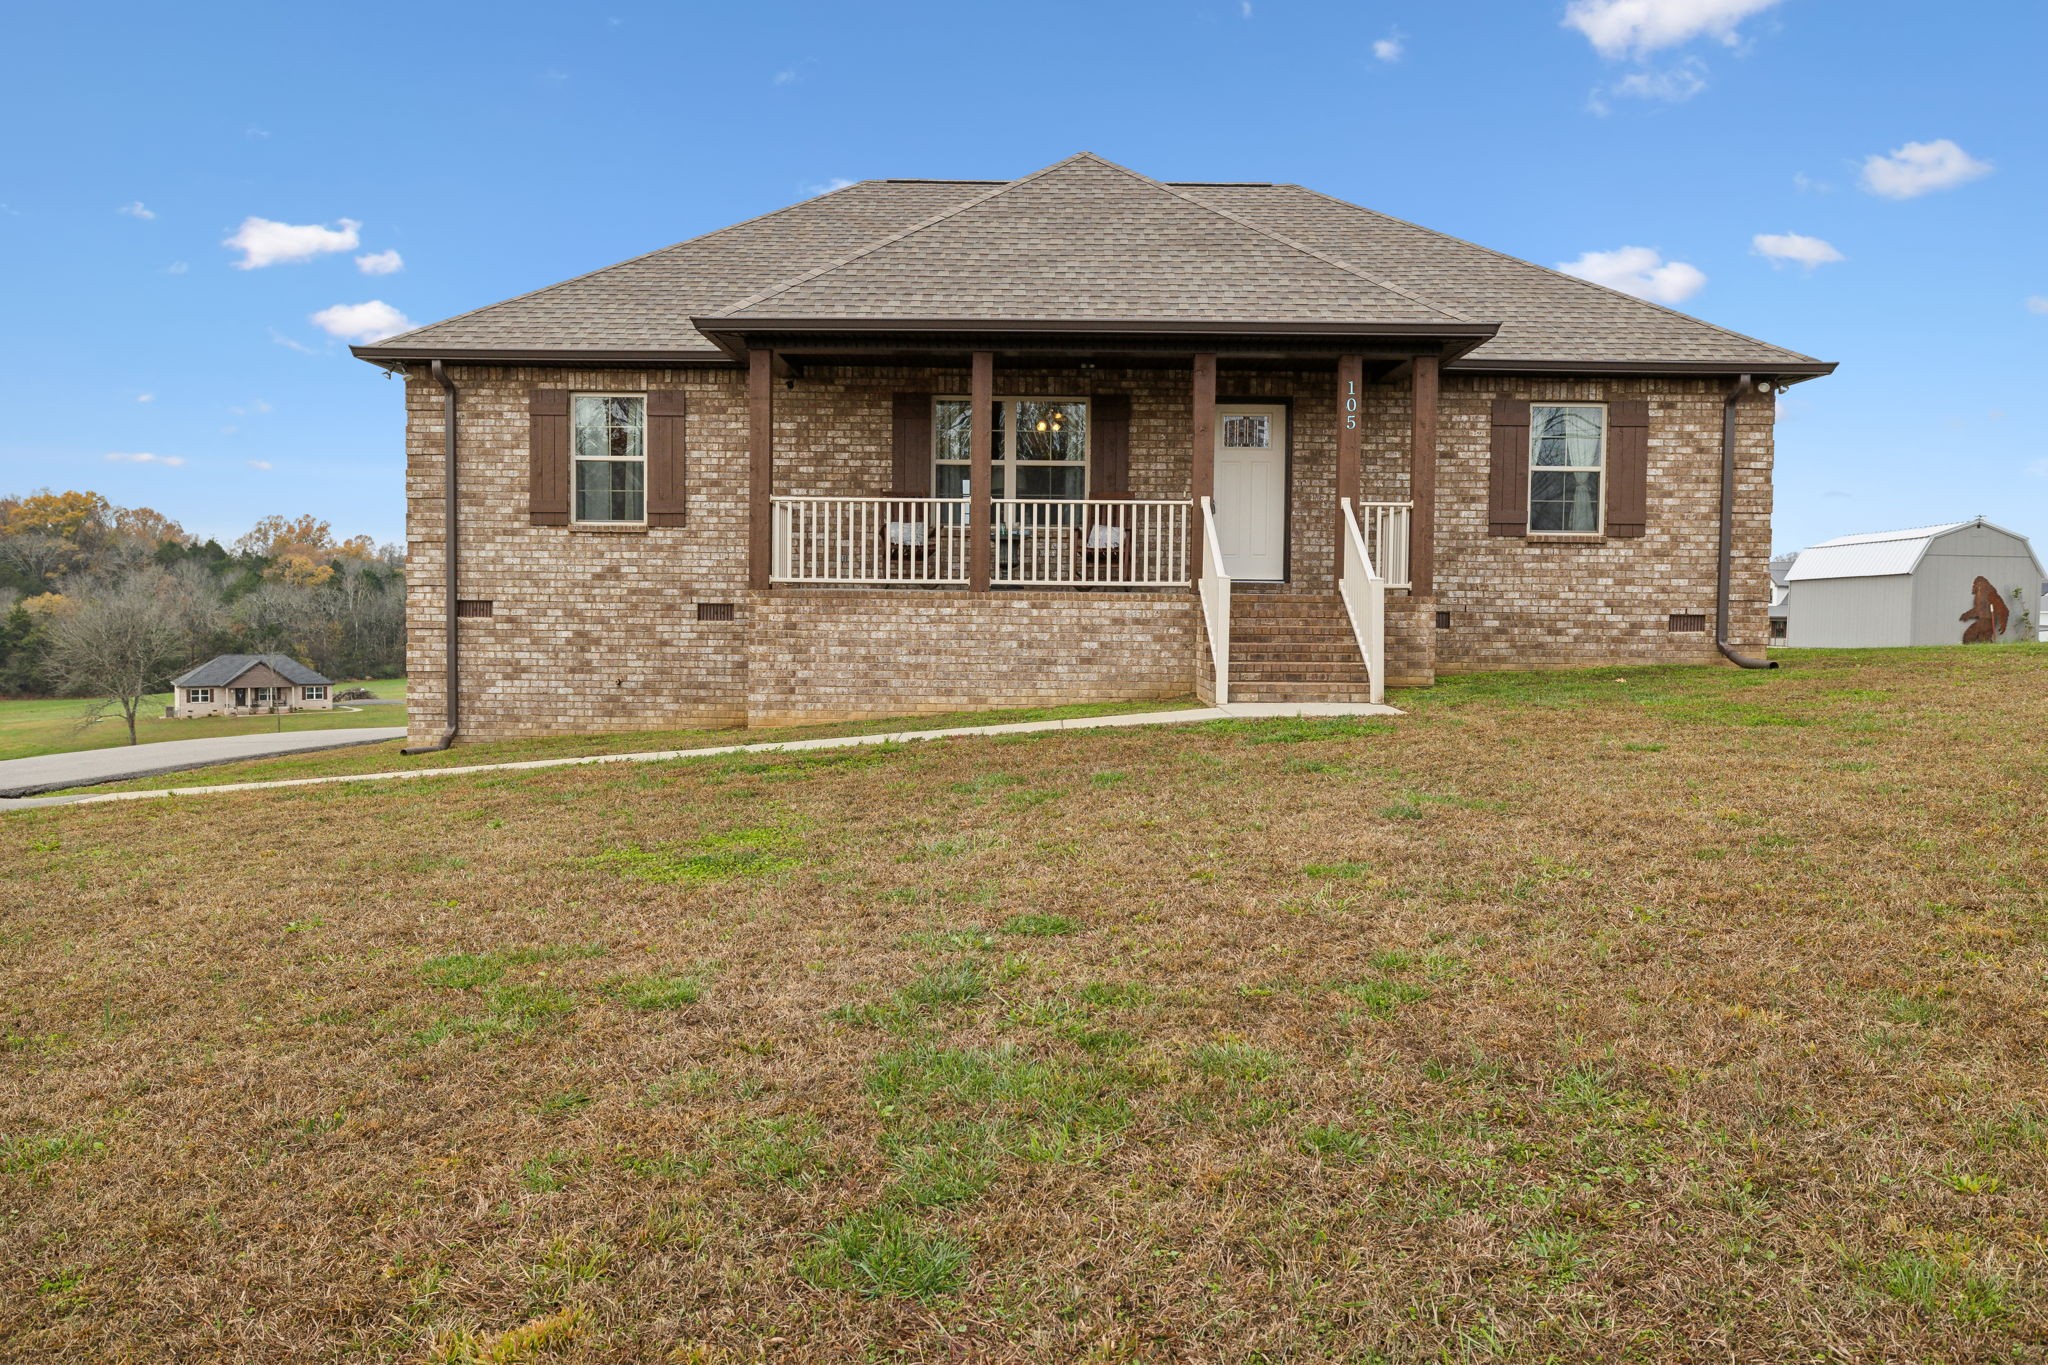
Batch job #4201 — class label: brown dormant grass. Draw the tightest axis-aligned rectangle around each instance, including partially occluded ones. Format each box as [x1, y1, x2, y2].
[4, 646, 2045, 1362]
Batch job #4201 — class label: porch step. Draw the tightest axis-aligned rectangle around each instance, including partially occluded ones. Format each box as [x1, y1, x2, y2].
[1224, 591, 1374, 702]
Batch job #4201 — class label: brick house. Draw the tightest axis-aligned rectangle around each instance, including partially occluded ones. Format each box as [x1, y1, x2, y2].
[170, 654, 333, 717]
[352, 154, 1832, 748]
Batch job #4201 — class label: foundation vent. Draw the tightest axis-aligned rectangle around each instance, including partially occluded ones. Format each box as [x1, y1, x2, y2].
[1668, 612, 1706, 633]
[1435, 610, 1452, 630]
[697, 602, 736, 622]
[456, 599, 494, 619]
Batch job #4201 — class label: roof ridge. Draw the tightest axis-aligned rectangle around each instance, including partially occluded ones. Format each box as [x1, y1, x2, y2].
[710, 154, 1107, 318]
[1110, 162, 1477, 324]
[715, 152, 1477, 325]
[371, 178, 918, 352]
[1262, 182, 1822, 365]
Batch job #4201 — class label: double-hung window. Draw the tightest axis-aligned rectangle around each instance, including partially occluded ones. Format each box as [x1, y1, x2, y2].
[572, 394, 647, 524]
[189, 688, 211, 704]
[933, 398, 1090, 502]
[303, 685, 326, 701]
[1528, 403, 1605, 534]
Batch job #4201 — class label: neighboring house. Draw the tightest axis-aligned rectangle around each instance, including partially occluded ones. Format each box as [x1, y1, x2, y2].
[1768, 552, 1796, 642]
[1780, 519, 2043, 647]
[170, 655, 334, 717]
[351, 152, 1834, 746]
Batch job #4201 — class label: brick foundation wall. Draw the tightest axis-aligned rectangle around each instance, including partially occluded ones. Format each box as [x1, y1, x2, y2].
[746, 589, 1198, 726]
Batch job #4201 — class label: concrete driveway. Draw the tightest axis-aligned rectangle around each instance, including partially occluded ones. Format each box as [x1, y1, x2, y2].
[0, 727, 406, 797]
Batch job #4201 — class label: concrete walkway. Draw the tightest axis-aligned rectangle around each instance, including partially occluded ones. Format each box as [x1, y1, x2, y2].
[0, 727, 407, 798]
[0, 703, 1396, 812]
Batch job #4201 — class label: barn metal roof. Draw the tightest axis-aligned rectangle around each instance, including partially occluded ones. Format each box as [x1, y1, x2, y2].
[1783, 518, 2031, 582]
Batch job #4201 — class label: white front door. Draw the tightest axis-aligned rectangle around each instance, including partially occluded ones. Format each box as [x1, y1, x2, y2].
[1214, 404, 1287, 581]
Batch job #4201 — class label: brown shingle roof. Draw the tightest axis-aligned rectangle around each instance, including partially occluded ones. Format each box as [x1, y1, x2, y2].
[1179, 182, 1819, 369]
[712, 154, 1473, 328]
[359, 179, 986, 357]
[356, 154, 1827, 374]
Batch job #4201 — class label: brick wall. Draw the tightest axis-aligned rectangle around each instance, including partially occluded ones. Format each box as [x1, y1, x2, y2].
[747, 590, 1198, 726]
[1425, 375, 1772, 671]
[400, 363, 1772, 742]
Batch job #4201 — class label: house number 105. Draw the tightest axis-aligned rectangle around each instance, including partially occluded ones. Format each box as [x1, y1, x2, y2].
[1344, 378, 1359, 430]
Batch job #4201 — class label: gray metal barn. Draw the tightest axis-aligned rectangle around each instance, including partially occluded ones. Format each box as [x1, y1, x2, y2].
[1780, 519, 2043, 648]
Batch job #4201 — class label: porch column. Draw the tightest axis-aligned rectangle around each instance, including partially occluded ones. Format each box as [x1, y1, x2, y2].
[1409, 352, 1439, 598]
[1335, 353, 1363, 590]
[1190, 352, 1216, 510]
[969, 350, 994, 592]
[748, 347, 774, 590]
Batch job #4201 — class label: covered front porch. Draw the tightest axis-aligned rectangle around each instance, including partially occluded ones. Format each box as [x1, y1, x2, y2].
[721, 331, 1458, 705]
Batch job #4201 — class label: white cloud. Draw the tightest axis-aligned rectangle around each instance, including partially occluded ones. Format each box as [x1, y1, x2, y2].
[1241, 0, 1253, 16]
[309, 300, 414, 343]
[228, 399, 273, 416]
[270, 328, 316, 354]
[1609, 58, 1707, 101]
[2024, 295, 2048, 315]
[1859, 139, 1991, 199]
[105, 451, 185, 468]
[1373, 34, 1403, 61]
[248, 460, 274, 471]
[2030, 458, 2048, 481]
[136, 393, 154, 403]
[804, 177, 856, 198]
[1564, 0, 1783, 57]
[1792, 172, 1832, 194]
[1556, 245, 1707, 304]
[356, 248, 404, 275]
[224, 215, 362, 269]
[246, 127, 271, 139]
[166, 261, 189, 275]
[1752, 231, 1844, 268]
[773, 68, 799, 86]
[118, 201, 155, 220]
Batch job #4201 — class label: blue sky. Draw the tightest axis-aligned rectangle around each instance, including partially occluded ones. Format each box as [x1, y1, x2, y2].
[3, 0, 2042, 553]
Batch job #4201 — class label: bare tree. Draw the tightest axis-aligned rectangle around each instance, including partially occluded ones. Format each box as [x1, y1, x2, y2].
[43, 570, 197, 745]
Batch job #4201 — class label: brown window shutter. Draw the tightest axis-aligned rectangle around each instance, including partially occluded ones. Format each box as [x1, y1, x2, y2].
[1605, 399, 1648, 538]
[1091, 394, 1132, 496]
[891, 392, 932, 496]
[1488, 396, 1530, 536]
[647, 390, 688, 526]
[529, 388, 570, 526]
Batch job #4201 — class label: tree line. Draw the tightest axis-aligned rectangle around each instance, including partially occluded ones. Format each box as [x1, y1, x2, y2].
[0, 489, 405, 740]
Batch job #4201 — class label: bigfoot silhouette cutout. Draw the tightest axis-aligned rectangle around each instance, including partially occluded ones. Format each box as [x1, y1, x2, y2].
[1959, 576, 2009, 644]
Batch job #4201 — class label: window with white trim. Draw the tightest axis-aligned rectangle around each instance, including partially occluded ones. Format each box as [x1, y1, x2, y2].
[303, 685, 326, 701]
[572, 394, 647, 523]
[1528, 403, 1605, 534]
[933, 398, 1090, 501]
[188, 688, 212, 704]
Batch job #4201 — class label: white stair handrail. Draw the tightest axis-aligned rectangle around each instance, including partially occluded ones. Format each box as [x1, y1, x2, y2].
[1337, 497, 1386, 705]
[1197, 495, 1231, 705]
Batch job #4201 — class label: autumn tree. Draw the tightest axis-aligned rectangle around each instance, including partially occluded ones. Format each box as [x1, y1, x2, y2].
[234, 513, 335, 562]
[110, 505, 191, 549]
[3, 488, 111, 543]
[43, 570, 200, 745]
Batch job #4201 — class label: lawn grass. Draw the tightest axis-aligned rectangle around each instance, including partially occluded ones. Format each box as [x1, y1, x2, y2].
[0, 677, 406, 763]
[58, 693, 1199, 794]
[3, 645, 2046, 1360]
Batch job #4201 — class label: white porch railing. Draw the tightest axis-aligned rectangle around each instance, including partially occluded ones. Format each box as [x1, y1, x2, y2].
[1338, 497, 1387, 705]
[990, 499, 1190, 587]
[772, 497, 970, 585]
[1197, 495, 1231, 705]
[1357, 501, 1413, 591]
[770, 496, 1192, 588]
